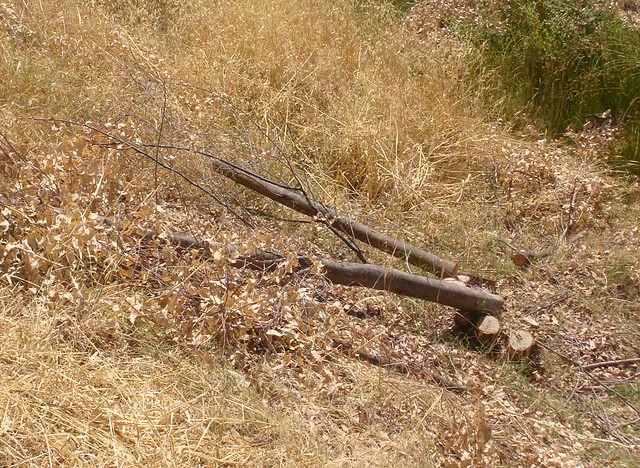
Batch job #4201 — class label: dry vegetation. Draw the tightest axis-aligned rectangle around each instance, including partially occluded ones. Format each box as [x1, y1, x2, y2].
[1, 0, 639, 466]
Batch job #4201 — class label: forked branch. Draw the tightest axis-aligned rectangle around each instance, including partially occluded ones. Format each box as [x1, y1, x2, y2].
[32, 118, 458, 277]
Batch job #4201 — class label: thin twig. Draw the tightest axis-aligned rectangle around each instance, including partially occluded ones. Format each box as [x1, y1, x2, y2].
[28, 118, 255, 228]
[142, 142, 369, 263]
[152, 84, 377, 263]
[582, 358, 640, 371]
[524, 293, 572, 316]
[538, 340, 640, 416]
[171, 81, 318, 197]
[154, 81, 168, 209]
[562, 179, 581, 239]
[319, 216, 368, 264]
[495, 182, 583, 264]
[245, 207, 311, 224]
[333, 340, 467, 393]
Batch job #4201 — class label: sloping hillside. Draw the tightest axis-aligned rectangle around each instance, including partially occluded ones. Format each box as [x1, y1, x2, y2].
[1, 1, 639, 466]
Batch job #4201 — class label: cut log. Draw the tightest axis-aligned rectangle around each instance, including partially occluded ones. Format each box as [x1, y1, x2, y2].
[198, 151, 458, 277]
[507, 330, 535, 360]
[456, 275, 472, 285]
[474, 315, 500, 345]
[96, 217, 503, 314]
[235, 253, 503, 315]
[149, 227, 503, 314]
[313, 259, 502, 315]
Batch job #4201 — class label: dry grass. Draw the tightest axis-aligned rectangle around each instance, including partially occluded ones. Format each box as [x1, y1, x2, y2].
[1, 0, 640, 466]
[3, 0, 490, 196]
[0, 285, 334, 466]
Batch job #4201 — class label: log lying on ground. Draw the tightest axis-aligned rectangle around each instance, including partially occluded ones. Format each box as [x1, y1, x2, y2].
[85, 216, 500, 315]
[1, 188, 501, 315]
[312, 259, 502, 315]
[199, 152, 458, 277]
[50, 201, 500, 315]
[145, 229, 503, 315]
[66, 211, 499, 316]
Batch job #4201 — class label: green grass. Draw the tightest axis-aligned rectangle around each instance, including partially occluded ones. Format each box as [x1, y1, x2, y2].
[467, 0, 640, 170]
[616, 383, 640, 405]
[612, 120, 640, 173]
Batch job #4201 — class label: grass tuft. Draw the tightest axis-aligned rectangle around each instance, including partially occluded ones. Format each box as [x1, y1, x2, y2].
[468, 0, 640, 169]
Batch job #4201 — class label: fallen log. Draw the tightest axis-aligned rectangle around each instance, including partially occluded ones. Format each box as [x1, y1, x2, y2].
[33, 206, 500, 315]
[197, 150, 458, 277]
[142, 229, 502, 315]
[311, 259, 502, 315]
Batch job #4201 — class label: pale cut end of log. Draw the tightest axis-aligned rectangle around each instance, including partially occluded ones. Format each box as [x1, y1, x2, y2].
[507, 330, 535, 360]
[474, 315, 500, 345]
[443, 277, 469, 288]
[456, 275, 471, 285]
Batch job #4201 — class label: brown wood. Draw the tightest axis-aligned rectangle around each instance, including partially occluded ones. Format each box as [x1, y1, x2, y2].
[311, 259, 502, 315]
[89, 216, 501, 315]
[507, 330, 535, 360]
[233, 251, 502, 315]
[126, 223, 500, 314]
[333, 340, 467, 393]
[474, 315, 500, 345]
[199, 151, 458, 277]
[582, 357, 640, 371]
[456, 275, 472, 285]
[452, 310, 477, 331]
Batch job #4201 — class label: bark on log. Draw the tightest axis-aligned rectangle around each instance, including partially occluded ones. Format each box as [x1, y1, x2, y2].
[200, 153, 458, 277]
[85, 213, 501, 315]
[129, 227, 502, 315]
[507, 330, 535, 360]
[313, 259, 502, 315]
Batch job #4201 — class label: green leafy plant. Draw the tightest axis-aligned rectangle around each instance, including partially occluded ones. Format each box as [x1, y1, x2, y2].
[470, 0, 640, 170]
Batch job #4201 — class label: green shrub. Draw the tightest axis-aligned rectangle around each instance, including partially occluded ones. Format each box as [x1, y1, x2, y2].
[469, 0, 640, 170]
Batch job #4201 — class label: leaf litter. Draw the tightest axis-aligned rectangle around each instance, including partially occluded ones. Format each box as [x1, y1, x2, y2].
[1, 2, 639, 465]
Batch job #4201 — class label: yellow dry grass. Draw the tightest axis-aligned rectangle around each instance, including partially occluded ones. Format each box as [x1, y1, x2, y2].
[1, 0, 639, 466]
[0, 285, 333, 466]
